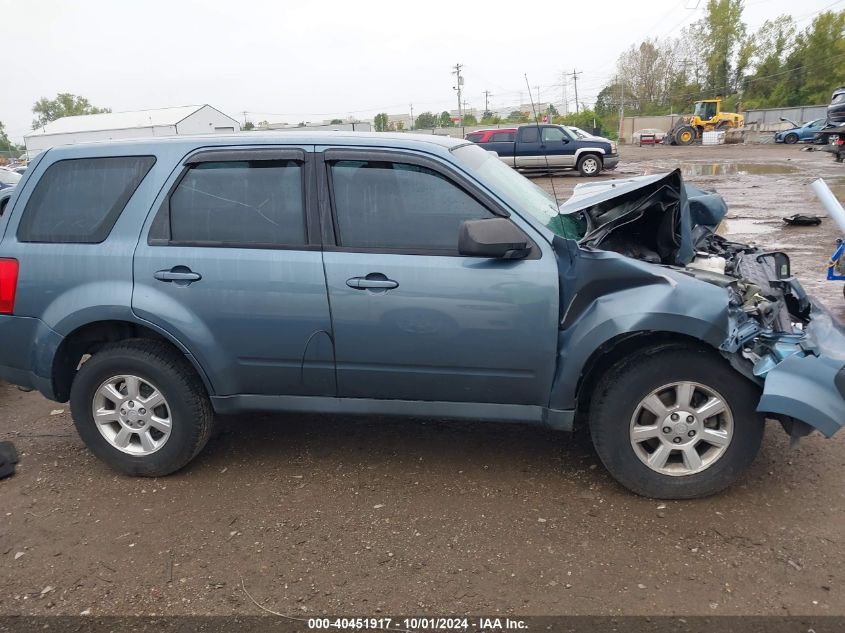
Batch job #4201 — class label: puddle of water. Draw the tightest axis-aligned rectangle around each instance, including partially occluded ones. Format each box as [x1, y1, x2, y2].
[680, 162, 800, 177]
[826, 177, 845, 201]
[718, 218, 778, 235]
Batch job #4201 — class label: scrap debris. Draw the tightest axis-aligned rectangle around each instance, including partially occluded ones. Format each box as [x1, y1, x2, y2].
[0, 441, 18, 479]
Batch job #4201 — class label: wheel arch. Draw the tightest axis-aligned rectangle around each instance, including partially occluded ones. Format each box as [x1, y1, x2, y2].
[51, 319, 215, 402]
[568, 330, 758, 430]
[574, 148, 605, 163]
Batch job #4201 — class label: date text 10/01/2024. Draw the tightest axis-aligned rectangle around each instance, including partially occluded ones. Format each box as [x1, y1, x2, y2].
[306, 617, 528, 630]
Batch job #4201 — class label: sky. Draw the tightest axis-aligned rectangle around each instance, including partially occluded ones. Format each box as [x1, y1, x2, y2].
[2, 0, 841, 142]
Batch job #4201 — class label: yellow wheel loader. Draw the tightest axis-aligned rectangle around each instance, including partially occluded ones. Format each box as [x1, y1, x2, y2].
[666, 99, 744, 145]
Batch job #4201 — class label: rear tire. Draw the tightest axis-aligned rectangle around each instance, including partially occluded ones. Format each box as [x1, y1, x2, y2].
[70, 339, 213, 476]
[577, 154, 602, 177]
[589, 345, 764, 499]
[784, 133, 799, 144]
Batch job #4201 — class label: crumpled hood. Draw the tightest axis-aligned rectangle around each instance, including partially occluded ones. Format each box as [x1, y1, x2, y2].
[558, 169, 728, 266]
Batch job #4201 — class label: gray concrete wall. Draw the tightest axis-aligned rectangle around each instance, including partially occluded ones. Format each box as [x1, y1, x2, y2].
[743, 105, 827, 127]
[620, 116, 682, 144]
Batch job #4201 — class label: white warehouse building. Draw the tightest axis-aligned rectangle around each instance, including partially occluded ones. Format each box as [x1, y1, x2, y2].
[24, 104, 241, 153]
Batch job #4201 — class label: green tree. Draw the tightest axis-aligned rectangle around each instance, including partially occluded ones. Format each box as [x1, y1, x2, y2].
[688, 0, 747, 95]
[506, 110, 529, 123]
[462, 113, 478, 126]
[439, 111, 454, 127]
[243, 121, 255, 131]
[373, 112, 389, 132]
[31, 93, 111, 128]
[330, 118, 343, 124]
[740, 16, 797, 107]
[0, 121, 10, 151]
[415, 112, 438, 129]
[480, 113, 502, 124]
[783, 10, 845, 105]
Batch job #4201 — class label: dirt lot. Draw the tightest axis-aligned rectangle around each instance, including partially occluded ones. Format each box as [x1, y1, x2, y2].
[3, 143, 845, 618]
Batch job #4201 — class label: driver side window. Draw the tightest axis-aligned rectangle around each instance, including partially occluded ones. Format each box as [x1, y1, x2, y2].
[329, 160, 496, 253]
[541, 127, 568, 143]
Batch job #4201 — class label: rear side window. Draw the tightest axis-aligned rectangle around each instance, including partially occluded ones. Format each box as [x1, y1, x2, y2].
[491, 131, 515, 142]
[17, 156, 155, 243]
[520, 127, 540, 143]
[168, 160, 306, 246]
[466, 133, 483, 143]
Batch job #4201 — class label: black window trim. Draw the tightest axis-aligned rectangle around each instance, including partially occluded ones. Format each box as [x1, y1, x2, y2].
[318, 148, 539, 259]
[148, 148, 319, 251]
[16, 154, 156, 244]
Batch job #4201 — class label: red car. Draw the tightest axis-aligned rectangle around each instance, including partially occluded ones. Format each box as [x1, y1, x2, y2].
[465, 128, 517, 143]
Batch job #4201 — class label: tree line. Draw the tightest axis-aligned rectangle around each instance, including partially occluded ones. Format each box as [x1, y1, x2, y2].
[588, 0, 845, 136]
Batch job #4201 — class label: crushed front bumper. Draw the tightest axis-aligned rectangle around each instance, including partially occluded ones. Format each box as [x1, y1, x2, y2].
[602, 155, 620, 170]
[757, 301, 845, 437]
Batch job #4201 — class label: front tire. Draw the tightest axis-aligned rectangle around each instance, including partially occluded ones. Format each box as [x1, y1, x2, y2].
[675, 125, 696, 145]
[784, 133, 799, 144]
[589, 345, 764, 499]
[70, 340, 213, 476]
[577, 154, 602, 177]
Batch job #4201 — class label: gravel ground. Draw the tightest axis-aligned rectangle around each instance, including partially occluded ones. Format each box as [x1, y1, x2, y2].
[2, 143, 845, 618]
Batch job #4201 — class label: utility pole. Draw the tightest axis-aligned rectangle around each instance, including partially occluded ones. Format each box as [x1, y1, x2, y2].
[483, 90, 492, 114]
[571, 68, 582, 114]
[617, 75, 625, 141]
[452, 63, 464, 120]
[241, 111, 248, 127]
[561, 72, 568, 115]
[409, 103, 414, 130]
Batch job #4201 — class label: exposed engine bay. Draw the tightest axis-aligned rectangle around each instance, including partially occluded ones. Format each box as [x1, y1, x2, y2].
[555, 169, 845, 439]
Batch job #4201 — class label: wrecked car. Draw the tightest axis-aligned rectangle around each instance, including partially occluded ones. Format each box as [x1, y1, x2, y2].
[0, 133, 841, 499]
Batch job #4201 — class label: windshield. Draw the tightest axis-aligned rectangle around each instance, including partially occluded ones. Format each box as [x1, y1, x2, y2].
[451, 143, 576, 238]
[0, 169, 21, 186]
[568, 127, 588, 139]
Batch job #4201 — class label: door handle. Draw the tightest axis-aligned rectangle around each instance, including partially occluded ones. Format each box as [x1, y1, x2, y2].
[154, 267, 202, 284]
[346, 276, 398, 290]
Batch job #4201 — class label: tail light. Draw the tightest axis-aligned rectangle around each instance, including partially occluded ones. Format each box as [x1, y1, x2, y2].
[0, 258, 19, 314]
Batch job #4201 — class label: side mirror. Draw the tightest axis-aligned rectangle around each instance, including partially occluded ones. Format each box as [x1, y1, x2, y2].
[459, 218, 532, 259]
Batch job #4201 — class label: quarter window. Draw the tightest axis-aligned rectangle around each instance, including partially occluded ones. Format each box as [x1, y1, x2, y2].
[168, 160, 306, 246]
[17, 156, 154, 243]
[330, 160, 495, 252]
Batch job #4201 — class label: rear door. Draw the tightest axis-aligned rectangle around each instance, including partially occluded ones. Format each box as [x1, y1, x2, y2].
[132, 146, 335, 398]
[316, 147, 559, 406]
[515, 126, 545, 168]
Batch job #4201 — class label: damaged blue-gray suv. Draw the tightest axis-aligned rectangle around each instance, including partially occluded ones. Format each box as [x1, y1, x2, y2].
[0, 132, 843, 498]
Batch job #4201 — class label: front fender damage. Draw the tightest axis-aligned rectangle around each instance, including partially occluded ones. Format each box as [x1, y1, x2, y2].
[756, 300, 845, 438]
[555, 170, 845, 441]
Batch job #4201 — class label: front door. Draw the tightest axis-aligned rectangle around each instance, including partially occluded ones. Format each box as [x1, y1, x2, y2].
[132, 147, 335, 397]
[318, 148, 559, 405]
